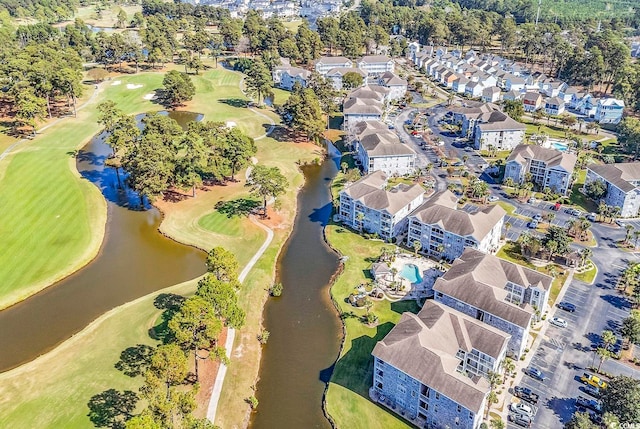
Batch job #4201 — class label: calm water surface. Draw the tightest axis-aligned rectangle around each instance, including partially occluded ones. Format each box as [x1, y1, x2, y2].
[0, 111, 206, 372]
[250, 154, 342, 429]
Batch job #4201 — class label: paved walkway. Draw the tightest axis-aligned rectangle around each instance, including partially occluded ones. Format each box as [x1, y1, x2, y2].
[206, 72, 279, 423]
[0, 83, 101, 162]
[206, 215, 274, 422]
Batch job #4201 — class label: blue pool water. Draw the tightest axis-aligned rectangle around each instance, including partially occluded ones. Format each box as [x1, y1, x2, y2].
[550, 141, 568, 152]
[400, 263, 423, 284]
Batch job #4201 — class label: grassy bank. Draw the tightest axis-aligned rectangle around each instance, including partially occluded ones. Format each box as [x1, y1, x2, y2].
[0, 64, 320, 428]
[0, 277, 196, 429]
[324, 224, 418, 429]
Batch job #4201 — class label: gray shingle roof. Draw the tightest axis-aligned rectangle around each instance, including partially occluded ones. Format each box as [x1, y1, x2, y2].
[433, 248, 553, 328]
[342, 171, 425, 215]
[411, 191, 505, 240]
[372, 300, 511, 412]
[359, 55, 393, 64]
[316, 56, 351, 65]
[477, 111, 526, 132]
[507, 144, 577, 172]
[326, 67, 367, 77]
[589, 163, 640, 193]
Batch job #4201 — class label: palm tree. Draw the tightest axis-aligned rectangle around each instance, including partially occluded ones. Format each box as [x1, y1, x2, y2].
[598, 203, 608, 222]
[602, 330, 616, 351]
[504, 222, 512, 239]
[567, 219, 579, 237]
[626, 225, 635, 245]
[436, 244, 445, 258]
[545, 240, 558, 261]
[503, 177, 515, 189]
[500, 357, 515, 383]
[519, 232, 532, 256]
[611, 206, 621, 222]
[580, 248, 592, 267]
[485, 391, 498, 419]
[545, 212, 556, 227]
[413, 240, 422, 255]
[634, 230, 640, 249]
[580, 220, 591, 241]
[356, 212, 365, 232]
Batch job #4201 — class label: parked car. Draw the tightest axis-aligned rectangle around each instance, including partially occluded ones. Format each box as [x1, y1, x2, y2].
[511, 402, 534, 417]
[488, 196, 499, 202]
[581, 373, 608, 389]
[580, 385, 601, 398]
[576, 396, 602, 413]
[615, 219, 624, 226]
[453, 161, 464, 167]
[565, 208, 582, 216]
[533, 214, 543, 221]
[525, 367, 545, 381]
[528, 220, 538, 229]
[508, 413, 532, 427]
[549, 317, 568, 328]
[587, 213, 597, 222]
[557, 301, 576, 312]
[465, 146, 474, 152]
[514, 386, 539, 405]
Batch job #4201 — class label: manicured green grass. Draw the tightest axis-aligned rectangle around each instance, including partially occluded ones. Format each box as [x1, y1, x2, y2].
[0, 64, 322, 428]
[569, 169, 597, 213]
[524, 121, 569, 140]
[325, 224, 419, 429]
[575, 261, 597, 284]
[497, 242, 568, 305]
[0, 277, 197, 429]
[0, 73, 171, 309]
[496, 201, 516, 215]
[271, 88, 291, 105]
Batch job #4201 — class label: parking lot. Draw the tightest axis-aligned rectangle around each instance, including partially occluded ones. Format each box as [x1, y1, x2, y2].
[507, 271, 637, 428]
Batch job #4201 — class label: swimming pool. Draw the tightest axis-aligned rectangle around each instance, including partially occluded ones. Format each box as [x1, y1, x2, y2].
[400, 263, 423, 284]
[550, 141, 568, 152]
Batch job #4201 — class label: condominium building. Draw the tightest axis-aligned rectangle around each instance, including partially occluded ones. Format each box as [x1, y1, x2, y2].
[342, 85, 389, 129]
[315, 56, 353, 75]
[433, 248, 552, 357]
[372, 300, 510, 429]
[406, 191, 505, 261]
[586, 163, 640, 218]
[325, 67, 367, 90]
[378, 71, 408, 101]
[473, 110, 526, 151]
[594, 98, 625, 124]
[504, 144, 577, 195]
[352, 121, 416, 176]
[272, 66, 310, 91]
[338, 171, 425, 240]
[357, 55, 395, 75]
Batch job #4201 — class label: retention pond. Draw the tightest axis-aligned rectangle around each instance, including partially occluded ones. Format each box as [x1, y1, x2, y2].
[249, 148, 342, 429]
[0, 111, 206, 372]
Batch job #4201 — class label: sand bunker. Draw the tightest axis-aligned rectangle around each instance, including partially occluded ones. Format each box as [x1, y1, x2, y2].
[110, 80, 121, 86]
[127, 84, 143, 90]
[226, 121, 237, 128]
[143, 93, 156, 100]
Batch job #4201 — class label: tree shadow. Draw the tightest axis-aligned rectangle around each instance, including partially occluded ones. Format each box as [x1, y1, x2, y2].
[87, 389, 138, 429]
[390, 300, 421, 315]
[326, 322, 395, 397]
[115, 344, 155, 377]
[545, 396, 576, 425]
[215, 198, 261, 218]
[218, 98, 248, 108]
[149, 293, 185, 342]
[308, 202, 333, 226]
[601, 294, 631, 310]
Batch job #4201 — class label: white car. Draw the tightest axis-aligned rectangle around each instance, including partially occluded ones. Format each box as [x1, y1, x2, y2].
[488, 196, 499, 202]
[550, 317, 568, 328]
[510, 402, 534, 417]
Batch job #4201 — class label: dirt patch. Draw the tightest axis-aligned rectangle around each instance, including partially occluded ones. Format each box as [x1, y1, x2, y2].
[194, 326, 228, 418]
[257, 206, 286, 230]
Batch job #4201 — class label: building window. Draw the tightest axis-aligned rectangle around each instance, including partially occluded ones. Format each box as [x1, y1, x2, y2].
[435, 392, 440, 400]
[457, 405, 462, 413]
[469, 411, 473, 420]
[398, 385, 406, 395]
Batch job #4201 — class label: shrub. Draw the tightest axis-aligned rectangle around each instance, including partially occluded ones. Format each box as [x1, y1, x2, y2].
[257, 330, 270, 344]
[269, 282, 283, 297]
[246, 396, 259, 410]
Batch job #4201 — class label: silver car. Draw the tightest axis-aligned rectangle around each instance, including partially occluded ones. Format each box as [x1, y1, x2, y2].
[549, 317, 568, 328]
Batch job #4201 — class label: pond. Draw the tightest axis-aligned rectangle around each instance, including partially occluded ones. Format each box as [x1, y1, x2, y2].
[0, 111, 207, 372]
[249, 147, 342, 429]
